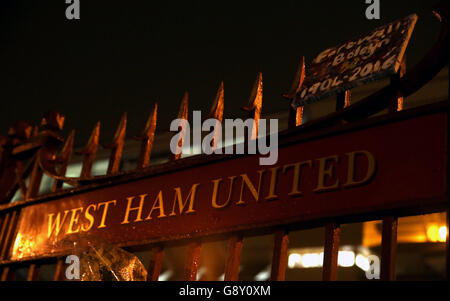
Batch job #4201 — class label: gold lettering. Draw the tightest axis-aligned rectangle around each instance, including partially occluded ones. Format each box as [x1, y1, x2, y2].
[47, 210, 69, 238]
[81, 204, 96, 232]
[314, 155, 340, 193]
[145, 191, 167, 220]
[282, 160, 312, 196]
[97, 200, 116, 228]
[121, 195, 147, 224]
[265, 167, 281, 200]
[67, 207, 84, 234]
[170, 183, 200, 216]
[211, 176, 237, 209]
[236, 170, 265, 205]
[344, 150, 376, 188]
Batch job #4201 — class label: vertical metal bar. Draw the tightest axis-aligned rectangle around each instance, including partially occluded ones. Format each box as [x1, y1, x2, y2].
[322, 223, 340, 281]
[270, 230, 289, 281]
[27, 263, 40, 281]
[54, 258, 64, 281]
[381, 216, 398, 281]
[224, 234, 243, 281]
[389, 58, 407, 113]
[147, 246, 164, 281]
[336, 90, 351, 111]
[184, 242, 202, 281]
[290, 106, 304, 128]
[0, 213, 10, 252]
[105, 113, 127, 175]
[379, 57, 405, 281]
[0, 266, 13, 281]
[0, 210, 17, 260]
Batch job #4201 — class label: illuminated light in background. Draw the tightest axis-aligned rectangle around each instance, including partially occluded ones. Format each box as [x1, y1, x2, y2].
[288, 253, 302, 268]
[196, 267, 206, 281]
[426, 224, 447, 242]
[158, 270, 173, 281]
[427, 225, 439, 242]
[254, 265, 271, 281]
[338, 251, 355, 267]
[355, 254, 370, 271]
[301, 253, 322, 268]
[438, 226, 448, 242]
[287, 246, 379, 273]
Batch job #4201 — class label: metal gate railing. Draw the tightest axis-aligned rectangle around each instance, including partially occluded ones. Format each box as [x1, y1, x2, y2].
[0, 1, 448, 282]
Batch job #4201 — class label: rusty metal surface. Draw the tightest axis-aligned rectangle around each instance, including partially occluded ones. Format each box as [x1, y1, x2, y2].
[147, 245, 164, 281]
[78, 122, 100, 179]
[170, 93, 189, 162]
[270, 230, 289, 281]
[104, 113, 127, 175]
[322, 223, 340, 281]
[224, 234, 243, 281]
[380, 216, 398, 281]
[136, 104, 158, 169]
[242, 72, 263, 140]
[3, 106, 447, 262]
[184, 242, 202, 281]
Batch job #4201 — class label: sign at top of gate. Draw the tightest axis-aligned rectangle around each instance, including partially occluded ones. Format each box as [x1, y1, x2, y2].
[291, 14, 417, 108]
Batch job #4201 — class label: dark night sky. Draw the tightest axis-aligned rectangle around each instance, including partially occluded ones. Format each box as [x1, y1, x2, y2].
[0, 0, 443, 146]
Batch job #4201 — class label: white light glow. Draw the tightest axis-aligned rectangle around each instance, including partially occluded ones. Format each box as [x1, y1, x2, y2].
[355, 254, 370, 271]
[338, 251, 355, 267]
[254, 266, 271, 281]
[301, 253, 322, 268]
[288, 253, 302, 269]
[439, 226, 448, 242]
[158, 270, 173, 281]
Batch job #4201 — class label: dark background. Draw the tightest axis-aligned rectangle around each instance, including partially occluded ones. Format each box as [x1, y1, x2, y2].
[0, 0, 442, 145]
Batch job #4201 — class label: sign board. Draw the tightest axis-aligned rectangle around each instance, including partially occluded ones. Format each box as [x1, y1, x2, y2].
[292, 14, 417, 108]
[9, 106, 447, 261]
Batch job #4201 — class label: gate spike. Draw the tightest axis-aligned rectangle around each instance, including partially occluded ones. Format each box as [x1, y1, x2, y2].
[283, 56, 306, 99]
[104, 113, 127, 175]
[241, 73, 263, 139]
[77, 121, 100, 178]
[136, 103, 158, 169]
[52, 130, 75, 192]
[208, 82, 224, 150]
[170, 92, 189, 161]
[283, 57, 306, 128]
[209, 81, 224, 121]
[58, 130, 75, 164]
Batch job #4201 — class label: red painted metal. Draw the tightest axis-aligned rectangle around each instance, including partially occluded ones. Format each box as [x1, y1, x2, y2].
[270, 230, 289, 281]
[322, 223, 340, 281]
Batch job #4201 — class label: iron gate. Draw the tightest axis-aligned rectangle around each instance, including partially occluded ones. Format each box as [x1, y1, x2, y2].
[0, 1, 448, 282]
